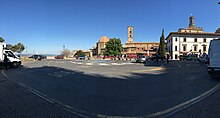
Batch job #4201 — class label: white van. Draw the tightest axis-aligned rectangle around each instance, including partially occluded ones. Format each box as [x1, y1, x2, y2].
[207, 39, 220, 78]
[0, 43, 21, 67]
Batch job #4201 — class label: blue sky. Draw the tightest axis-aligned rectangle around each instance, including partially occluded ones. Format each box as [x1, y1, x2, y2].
[0, 0, 220, 54]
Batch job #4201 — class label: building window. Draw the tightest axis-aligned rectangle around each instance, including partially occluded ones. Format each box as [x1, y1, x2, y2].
[175, 54, 178, 59]
[183, 38, 186, 42]
[175, 38, 178, 42]
[183, 45, 187, 51]
[203, 38, 206, 42]
[130, 35, 132, 38]
[203, 45, 207, 52]
[130, 31, 132, 33]
[194, 38, 197, 42]
[175, 46, 177, 51]
[194, 45, 197, 51]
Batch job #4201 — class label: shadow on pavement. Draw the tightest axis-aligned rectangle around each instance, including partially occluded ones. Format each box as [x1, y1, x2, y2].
[4, 62, 220, 117]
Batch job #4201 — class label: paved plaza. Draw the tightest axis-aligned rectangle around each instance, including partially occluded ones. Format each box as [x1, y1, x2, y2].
[0, 60, 220, 117]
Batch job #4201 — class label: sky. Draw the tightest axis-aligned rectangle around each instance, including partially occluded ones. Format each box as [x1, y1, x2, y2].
[0, 0, 220, 54]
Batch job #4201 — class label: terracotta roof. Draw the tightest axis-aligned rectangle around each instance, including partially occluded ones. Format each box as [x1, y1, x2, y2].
[125, 42, 159, 44]
[165, 32, 220, 40]
[99, 36, 109, 43]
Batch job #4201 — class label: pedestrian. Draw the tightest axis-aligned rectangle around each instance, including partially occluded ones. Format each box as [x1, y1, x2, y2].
[156, 54, 159, 64]
[166, 54, 170, 64]
[3, 54, 8, 71]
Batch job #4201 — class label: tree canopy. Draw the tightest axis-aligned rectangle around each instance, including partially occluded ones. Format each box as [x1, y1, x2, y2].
[61, 49, 71, 58]
[6, 43, 25, 53]
[0, 37, 5, 42]
[104, 38, 123, 56]
[74, 50, 85, 57]
[157, 29, 166, 56]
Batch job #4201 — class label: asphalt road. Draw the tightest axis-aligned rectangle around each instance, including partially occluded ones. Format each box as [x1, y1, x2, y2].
[2, 59, 220, 117]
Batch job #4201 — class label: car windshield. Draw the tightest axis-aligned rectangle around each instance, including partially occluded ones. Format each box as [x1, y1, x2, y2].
[1, 1, 220, 118]
[139, 55, 145, 58]
[5, 51, 16, 58]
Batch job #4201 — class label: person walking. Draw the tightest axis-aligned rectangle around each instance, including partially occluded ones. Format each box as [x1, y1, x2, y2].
[3, 54, 8, 71]
[156, 54, 159, 64]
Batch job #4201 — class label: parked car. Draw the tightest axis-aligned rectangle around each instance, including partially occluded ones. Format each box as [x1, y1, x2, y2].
[55, 55, 64, 59]
[29, 55, 47, 60]
[77, 56, 85, 60]
[186, 54, 198, 61]
[207, 39, 220, 78]
[179, 55, 188, 61]
[136, 55, 146, 63]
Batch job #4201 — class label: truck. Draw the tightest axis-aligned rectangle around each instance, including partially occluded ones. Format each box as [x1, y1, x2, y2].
[207, 39, 220, 78]
[0, 43, 21, 67]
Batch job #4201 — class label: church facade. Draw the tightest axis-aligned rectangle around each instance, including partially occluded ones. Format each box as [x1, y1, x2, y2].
[96, 36, 110, 55]
[123, 26, 160, 58]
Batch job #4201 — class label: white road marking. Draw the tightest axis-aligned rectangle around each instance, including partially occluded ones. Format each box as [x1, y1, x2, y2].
[1, 70, 8, 77]
[47, 61, 53, 66]
[146, 82, 220, 117]
[18, 82, 55, 104]
[86, 63, 93, 65]
[111, 63, 123, 65]
[2, 67, 220, 118]
[55, 61, 65, 64]
[122, 63, 134, 65]
[98, 63, 109, 66]
[76, 66, 90, 68]
[77, 63, 83, 65]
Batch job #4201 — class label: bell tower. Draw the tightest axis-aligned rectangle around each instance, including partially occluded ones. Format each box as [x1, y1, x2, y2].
[127, 26, 133, 43]
[188, 15, 195, 29]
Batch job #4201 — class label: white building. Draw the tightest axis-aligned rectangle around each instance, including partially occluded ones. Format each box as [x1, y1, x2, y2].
[166, 16, 220, 60]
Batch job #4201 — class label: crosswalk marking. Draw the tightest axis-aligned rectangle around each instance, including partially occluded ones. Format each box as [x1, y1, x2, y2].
[70, 61, 136, 66]
[98, 63, 109, 66]
[85, 63, 93, 65]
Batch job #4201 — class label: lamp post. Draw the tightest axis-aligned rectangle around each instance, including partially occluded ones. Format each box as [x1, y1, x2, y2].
[63, 45, 65, 51]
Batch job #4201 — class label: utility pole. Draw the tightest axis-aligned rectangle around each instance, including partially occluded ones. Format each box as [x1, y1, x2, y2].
[26, 46, 27, 56]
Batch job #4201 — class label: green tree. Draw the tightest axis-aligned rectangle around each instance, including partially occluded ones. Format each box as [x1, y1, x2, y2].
[6, 43, 25, 53]
[157, 29, 166, 57]
[0, 37, 5, 42]
[61, 49, 71, 58]
[74, 50, 85, 57]
[6, 44, 13, 49]
[14, 43, 25, 53]
[104, 38, 123, 56]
